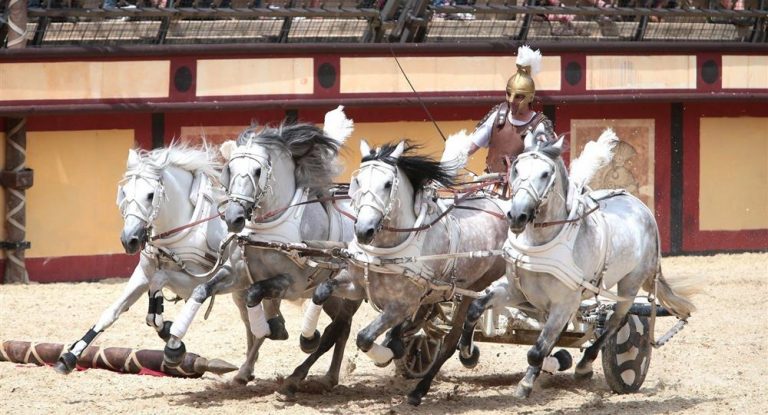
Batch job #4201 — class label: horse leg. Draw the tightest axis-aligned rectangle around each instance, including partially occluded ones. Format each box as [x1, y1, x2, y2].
[244, 275, 291, 339]
[231, 290, 267, 385]
[164, 264, 236, 367]
[575, 298, 634, 380]
[356, 307, 408, 367]
[515, 304, 575, 399]
[300, 270, 366, 353]
[280, 297, 362, 398]
[458, 281, 514, 367]
[54, 265, 149, 374]
[264, 298, 288, 341]
[407, 297, 472, 406]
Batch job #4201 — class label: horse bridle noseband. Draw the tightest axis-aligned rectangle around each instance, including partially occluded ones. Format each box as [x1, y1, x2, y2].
[224, 146, 273, 221]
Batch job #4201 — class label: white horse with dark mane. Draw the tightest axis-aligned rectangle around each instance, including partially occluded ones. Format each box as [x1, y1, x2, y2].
[163, 108, 363, 394]
[54, 142, 262, 380]
[302, 139, 510, 405]
[459, 130, 696, 398]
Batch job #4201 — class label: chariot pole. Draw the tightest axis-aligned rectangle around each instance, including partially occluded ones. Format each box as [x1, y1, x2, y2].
[1, 117, 33, 284]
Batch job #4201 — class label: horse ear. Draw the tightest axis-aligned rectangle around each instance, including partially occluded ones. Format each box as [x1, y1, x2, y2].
[553, 135, 566, 150]
[390, 141, 406, 159]
[360, 139, 372, 157]
[127, 149, 140, 168]
[220, 140, 236, 161]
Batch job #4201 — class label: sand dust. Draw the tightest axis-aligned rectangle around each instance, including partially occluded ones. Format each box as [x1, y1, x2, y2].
[1, 252, 766, 414]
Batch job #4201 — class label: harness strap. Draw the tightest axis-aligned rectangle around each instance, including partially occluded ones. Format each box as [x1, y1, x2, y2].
[534, 204, 599, 228]
[333, 179, 505, 233]
[151, 213, 221, 242]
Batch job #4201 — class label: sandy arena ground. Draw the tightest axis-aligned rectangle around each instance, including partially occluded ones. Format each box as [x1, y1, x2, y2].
[1, 252, 766, 414]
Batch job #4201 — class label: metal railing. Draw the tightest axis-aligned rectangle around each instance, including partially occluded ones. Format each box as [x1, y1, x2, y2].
[2, 0, 766, 46]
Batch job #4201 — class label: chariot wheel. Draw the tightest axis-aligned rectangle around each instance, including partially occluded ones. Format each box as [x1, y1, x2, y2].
[601, 314, 652, 393]
[394, 303, 451, 379]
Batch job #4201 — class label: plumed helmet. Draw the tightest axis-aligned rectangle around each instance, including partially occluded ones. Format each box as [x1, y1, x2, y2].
[506, 45, 543, 109]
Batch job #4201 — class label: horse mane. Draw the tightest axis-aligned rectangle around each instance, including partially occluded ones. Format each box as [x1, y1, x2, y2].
[133, 140, 221, 183]
[524, 138, 564, 160]
[237, 122, 341, 193]
[362, 141, 454, 190]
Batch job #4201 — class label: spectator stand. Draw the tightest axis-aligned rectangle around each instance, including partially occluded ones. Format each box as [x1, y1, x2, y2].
[9, 0, 768, 46]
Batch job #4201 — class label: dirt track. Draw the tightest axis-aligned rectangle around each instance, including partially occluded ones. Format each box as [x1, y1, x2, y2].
[1, 252, 766, 414]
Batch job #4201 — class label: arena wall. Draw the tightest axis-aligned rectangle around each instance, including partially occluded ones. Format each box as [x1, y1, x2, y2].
[0, 44, 766, 282]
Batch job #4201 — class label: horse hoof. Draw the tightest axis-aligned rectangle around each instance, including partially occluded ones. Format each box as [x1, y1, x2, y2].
[267, 317, 289, 341]
[277, 380, 299, 400]
[53, 353, 77, 375]
[374, 357, 393, 368]
[554, 349, 573, 371]
[163, 342, 186, 367]
[299, 330, 320, 354]
[459, 345, 480, 369]
[514, 383, 533, 399]
[232, 374, 254, 385]
[407, 392, 423, 406]
[574, 369, 594, 381]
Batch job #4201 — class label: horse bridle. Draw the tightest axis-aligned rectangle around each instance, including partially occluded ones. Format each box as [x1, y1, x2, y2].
[117, 166, 165, 232]
[223, 145, 273, 221]
[350, 160, 401, 232]
[509, 152, 559, 217]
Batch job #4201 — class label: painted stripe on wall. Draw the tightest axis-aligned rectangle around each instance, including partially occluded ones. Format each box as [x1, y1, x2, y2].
[0, 61, 170, 101]
[196, 58, 314, 97]
[699, 117, 768, 231]
[586, 56, 696, 90]
[722, 55, 768, 89]
[340, 56, 561, 94]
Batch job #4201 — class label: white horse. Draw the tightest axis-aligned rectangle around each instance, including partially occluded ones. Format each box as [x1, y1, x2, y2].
[164, 108, 363, 394]
[54, 142, 264, 381]
[302, 139, 509, 405]
[459, 130, 696, 398]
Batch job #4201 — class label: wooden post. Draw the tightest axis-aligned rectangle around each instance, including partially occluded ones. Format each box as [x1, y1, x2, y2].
[5, 0, 29, 49]
[2, 118, 33, 284]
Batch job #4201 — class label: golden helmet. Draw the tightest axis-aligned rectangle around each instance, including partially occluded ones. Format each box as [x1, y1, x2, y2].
[506, 45, 542, 109]
[506, 64, 536, 108]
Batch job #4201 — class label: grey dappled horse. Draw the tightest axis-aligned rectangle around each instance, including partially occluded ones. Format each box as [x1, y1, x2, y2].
[459, 133, 696, 398]
[306, 140, 509, 406]
[55, 143, 265, 382]
[164, 115, 363, 394]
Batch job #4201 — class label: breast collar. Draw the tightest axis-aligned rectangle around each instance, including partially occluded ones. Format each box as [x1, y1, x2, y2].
[502, 190, 620, 301]
[347, 193, 458, 279]
[244, 187, 309, 243]
[144, 173, 219, 271]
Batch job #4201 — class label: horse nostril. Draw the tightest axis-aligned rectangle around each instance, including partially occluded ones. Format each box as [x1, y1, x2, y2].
[233, 216, 245, 227]
[506, 211, 513, 220]
[517, 213, 528, 224]
[128, 237, 140, 251]
[365, 228, 375, 239]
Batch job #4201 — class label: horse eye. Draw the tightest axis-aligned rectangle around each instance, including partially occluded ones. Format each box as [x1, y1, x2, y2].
[384, 181, 392, 189]
[147, 192, 154, 201]
[541, 171, 549, 179]
[255, 167, 262, 177]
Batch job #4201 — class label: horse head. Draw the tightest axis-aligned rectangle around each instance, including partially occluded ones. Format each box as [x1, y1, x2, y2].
[351, 140, 407, 244]
[507, 135, 566, 234]
[221, 119, 348, 233]
[351, 140, 453, 246]
[220, 133, 281, 233]
[117, 149, 157, 253]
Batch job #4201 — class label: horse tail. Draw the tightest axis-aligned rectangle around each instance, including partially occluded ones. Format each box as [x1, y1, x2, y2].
[644, 267, 698, 320]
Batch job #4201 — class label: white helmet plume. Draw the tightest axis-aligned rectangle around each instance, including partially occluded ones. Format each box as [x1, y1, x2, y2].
[516, 45, 542, 76]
